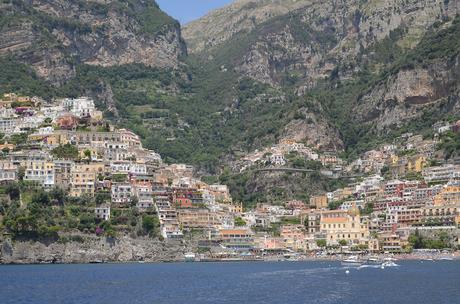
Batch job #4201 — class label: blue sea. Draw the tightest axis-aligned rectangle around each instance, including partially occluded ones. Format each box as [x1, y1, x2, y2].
[0, 261, 459, 304]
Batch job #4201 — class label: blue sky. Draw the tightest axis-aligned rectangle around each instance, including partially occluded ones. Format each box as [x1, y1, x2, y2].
[157, 0, 233, 24]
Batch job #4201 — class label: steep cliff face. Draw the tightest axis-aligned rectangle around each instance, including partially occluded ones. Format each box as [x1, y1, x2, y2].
[183, 0, 307, 54]
[0, 0, 186, 85]
[186, 0, 458, 88]
[355, 56, 460, 132]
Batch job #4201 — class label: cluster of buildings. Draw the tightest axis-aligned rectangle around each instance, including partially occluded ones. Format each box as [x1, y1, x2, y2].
[237, 139, 344, 172]
[0, 93, 459, 256]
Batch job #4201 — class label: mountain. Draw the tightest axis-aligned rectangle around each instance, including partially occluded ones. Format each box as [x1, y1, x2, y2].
[1, 0, 460, 204]
[0, 0, 186, 85]
[183, 0, 460, 155]
[183, 0, 308, 54]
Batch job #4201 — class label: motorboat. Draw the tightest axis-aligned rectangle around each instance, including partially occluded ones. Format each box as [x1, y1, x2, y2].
[437, 256, 454, 261]
[366, 256, 381, 265]
[381, 261, 399, 267]
[184, 252, 196, 262]
[341, 256, 362, 267]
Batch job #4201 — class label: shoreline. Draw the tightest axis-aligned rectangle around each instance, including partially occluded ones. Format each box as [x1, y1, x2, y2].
[2, 252, 459, 266]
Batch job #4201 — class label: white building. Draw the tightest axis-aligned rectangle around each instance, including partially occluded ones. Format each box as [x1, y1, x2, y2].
[0, 160, 17, 182]
[339, 200, 365, 211]
[111, 183, 132, 205]
[62, 97, 96, 118]
[24, 161, 55, 188]
[95, 205, 111, 221]
[269, 153, 286, 166]
[132, 184, 154, 210]
[423, 165, 460, 183]
[0, 118, 19, 134]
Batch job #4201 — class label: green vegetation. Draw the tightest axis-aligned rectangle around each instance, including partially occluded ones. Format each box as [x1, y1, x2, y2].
[0, 182, 161, 242]
[234, 217, 246, 227]
[360, 202, 374, 216]
[51, 144, 79, 160]
[438, 131, 460, 159]
[141, 214, 160, 237]
[408, 230, 454, 249]
[316, 239, 327, 248]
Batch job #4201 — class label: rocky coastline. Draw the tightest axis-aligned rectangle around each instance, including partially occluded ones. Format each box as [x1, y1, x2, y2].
[0, 236, 192, 265]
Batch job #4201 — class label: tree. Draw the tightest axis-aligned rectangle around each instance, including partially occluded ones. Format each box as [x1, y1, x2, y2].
[31, 190, 50, 206]
[17, 166, 25, 181]
[142, 215, 159, 237]
[316, 239, 327, 248]
[83, 149, 92, 161]
[339, 239, 348, 247]
[51, 144, 78, 160]
[95, 192, 110, 205]
[408, 230, 424, 249]
[361, 202, 374, 215]
[234, 217, 246, 227]
[5, 182, 21, 201]
[49, 187, 66, 206]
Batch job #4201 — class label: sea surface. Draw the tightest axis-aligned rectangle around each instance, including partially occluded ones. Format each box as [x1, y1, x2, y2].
[0, 260, 459, 304]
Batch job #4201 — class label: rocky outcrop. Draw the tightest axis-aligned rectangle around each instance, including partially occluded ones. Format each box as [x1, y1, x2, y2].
[0, 0, 187, 85]
[355, 54, 460, 130]
[282, 111, 344, 151]
[0, 236, 191, 264]
[183, 0, 308, 54]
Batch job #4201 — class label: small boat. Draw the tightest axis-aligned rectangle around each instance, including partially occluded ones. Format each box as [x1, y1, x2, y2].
[382, 261, 399, 267]
[366, 256, 381, 265]
[383, 257, 397, 262]
[341, 256, 362, 267]
[437, 257, 454, 261]
[184, 252, 196, 262]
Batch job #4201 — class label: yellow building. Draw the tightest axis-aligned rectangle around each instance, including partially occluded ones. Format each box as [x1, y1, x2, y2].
[46, 133, 70, 146]
[24, 160, 55, 187]
[69, 163, 105, 197]
[320, 207, 369, 247]
[226, 202, 243, 214]
[434, 185, 460, 206]
[310, 195, 328, 209]
[378, 233, 402, 253]
[407, 156, 427, 173]
[0, 93, 34, 107]
[390, 155, 427, 176]
[368, 238, 380, 253]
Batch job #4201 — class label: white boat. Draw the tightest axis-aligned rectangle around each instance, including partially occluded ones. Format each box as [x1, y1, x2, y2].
[382, 261, 399, 267]
[184, 252, 196, 262]
[383, 257, 397, 262]
[438, 257, 454, 261]
[341, 256, 362, 267]
[366, 256, 381, 265]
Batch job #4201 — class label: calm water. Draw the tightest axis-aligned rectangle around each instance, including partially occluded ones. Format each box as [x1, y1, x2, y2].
[0, 261, 459, 304]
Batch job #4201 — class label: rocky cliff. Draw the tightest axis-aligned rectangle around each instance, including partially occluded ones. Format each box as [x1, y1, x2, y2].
[0, 236, 192, 264]
[185, 0, 458, 88]
[0, 0, 186, 85]
[183, 0, 460, 155]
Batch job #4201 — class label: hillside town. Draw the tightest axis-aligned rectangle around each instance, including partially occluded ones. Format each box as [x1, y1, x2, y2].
[0, 93, 459, 262]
